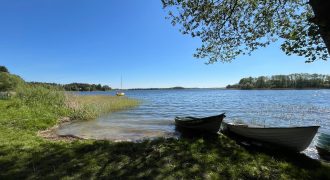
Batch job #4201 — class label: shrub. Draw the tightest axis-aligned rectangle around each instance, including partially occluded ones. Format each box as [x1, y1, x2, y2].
[0, 72, 25, 91]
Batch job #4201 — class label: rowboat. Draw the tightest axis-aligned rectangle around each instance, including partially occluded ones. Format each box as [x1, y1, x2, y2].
[223, 122, 319, 152]
[175, 113, 226, 133]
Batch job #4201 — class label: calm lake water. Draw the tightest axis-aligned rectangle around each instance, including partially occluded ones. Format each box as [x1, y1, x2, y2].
[57, 89, 330, 160]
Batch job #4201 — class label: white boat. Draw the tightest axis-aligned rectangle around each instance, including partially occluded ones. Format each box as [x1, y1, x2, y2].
[223, 122, 319, 152]
[116, 75, 125, 96]
[116, 92, 125, 96]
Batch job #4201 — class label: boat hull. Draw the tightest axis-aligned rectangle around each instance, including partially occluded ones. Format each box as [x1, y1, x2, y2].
[116, 92, 125, 96]
[223, 122, 319, 152]
[175, 114, 225, 133]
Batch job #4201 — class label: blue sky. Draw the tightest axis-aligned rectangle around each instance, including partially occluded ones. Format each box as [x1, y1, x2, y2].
[1, 0, 329, 88]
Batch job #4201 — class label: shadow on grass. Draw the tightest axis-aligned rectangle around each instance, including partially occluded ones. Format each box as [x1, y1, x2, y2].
[1, 132, 330, 179]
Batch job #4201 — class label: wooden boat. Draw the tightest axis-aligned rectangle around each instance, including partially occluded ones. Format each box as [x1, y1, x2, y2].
[223, 122, 319, 152]
[175, 113, 226, 133]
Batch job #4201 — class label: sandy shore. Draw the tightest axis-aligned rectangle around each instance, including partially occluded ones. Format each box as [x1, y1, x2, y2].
[37, 117, 86, 142]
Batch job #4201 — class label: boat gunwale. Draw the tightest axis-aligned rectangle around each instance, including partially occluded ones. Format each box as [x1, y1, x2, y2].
[175, 113, 225, 124]
[224, 122, 320, 130]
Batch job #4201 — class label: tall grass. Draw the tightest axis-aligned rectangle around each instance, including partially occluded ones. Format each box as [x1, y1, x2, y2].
[14, 85, 67, 112]
[0, 85, 68, 130]
[66, 94, 140, 120]
[11, 84, 140, 123]
[0, 92, 10, 100]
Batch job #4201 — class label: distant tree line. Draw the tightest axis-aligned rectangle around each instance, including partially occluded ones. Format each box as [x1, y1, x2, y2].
[29, 82, 112, 91]
[128, 87, 185, 90]
[63, 83, 111, 91]
[1, 65, 112, 92]
[227, 74, 330, 89]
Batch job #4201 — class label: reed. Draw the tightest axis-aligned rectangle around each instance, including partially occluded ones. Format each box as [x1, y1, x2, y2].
[14, 84, 67, 110]
[10, 84, 140, 121]
[66, 94, 140, 120]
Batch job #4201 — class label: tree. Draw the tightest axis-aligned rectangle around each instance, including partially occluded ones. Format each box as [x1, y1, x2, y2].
[96, 84, 102, 90]
[256, 76, 268, 88]
[228, 73, 330, 89]
[102, 85, 111, 91]
[0, 66, 9, 73]
[162, 0, 330, 63]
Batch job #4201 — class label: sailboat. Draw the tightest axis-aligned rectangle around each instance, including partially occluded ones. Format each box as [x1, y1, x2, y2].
[116, 75, 125, 96]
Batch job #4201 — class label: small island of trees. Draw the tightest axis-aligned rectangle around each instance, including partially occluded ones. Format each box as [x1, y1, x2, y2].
[227, 73, 330, 89]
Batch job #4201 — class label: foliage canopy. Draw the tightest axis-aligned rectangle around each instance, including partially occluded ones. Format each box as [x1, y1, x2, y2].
[227, 73, 330, 89]
[162, 0, 330, 63]
[0, 66, 9, 73]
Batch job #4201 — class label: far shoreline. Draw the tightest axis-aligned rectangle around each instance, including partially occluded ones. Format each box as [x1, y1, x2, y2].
[72, 87, 330, 91]
[225, 88, 330, 90]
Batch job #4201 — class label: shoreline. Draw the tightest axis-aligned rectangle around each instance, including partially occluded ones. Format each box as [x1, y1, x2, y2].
[225, 88, 330, 90]
[51, 87, 330, 92]
[37, 117, 85, 142]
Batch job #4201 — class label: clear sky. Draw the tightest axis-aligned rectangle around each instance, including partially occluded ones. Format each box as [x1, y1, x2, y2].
[1, 0, 329, 88]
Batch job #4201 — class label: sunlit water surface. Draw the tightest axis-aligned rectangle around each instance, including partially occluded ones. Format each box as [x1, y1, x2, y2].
[57, 89, 330, 160]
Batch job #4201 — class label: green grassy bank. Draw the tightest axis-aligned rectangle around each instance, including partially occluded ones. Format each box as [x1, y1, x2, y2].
[1, 88, 330, 179]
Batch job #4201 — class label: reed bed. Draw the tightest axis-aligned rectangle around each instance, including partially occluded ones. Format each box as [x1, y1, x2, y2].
[8, 84, 140, 121]
[66, 94, 140, 120]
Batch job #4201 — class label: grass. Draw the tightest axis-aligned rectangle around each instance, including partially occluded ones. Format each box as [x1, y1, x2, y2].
[0, 85, 330, 179]
[66, 94, 140, 120]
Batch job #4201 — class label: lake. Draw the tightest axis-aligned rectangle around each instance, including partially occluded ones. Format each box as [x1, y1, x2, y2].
[57, 89, 330, 159]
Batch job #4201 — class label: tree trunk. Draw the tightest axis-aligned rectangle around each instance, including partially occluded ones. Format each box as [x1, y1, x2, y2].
[309, 0, 330, 55]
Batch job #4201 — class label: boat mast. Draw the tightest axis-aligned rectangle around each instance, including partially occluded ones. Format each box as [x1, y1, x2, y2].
[120, 75, 123, 90]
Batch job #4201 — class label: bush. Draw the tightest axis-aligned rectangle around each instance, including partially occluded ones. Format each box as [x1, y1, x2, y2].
[0, 72, 25, 92]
